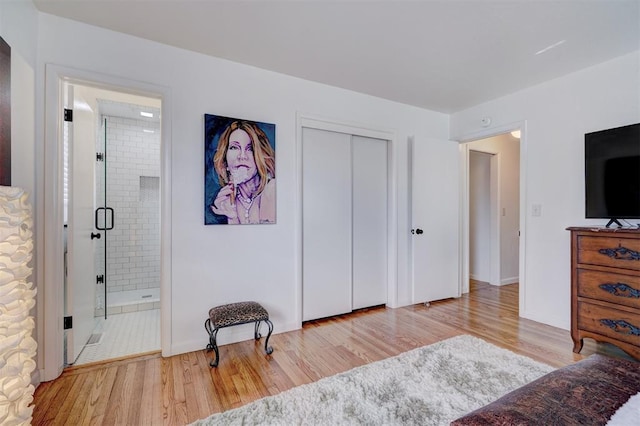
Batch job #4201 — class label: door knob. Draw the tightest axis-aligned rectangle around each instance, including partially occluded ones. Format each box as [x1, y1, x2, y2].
[91, 232, 101, 240]
[411, 228, 424, 235]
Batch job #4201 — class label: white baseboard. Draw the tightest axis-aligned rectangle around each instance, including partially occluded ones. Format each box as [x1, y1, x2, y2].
[470, 274, 518, 286]
[469, 273, 488, 282]
[500, 276, 519, 286]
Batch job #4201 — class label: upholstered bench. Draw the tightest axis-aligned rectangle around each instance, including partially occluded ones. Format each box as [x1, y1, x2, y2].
[204, 301, 274, 367]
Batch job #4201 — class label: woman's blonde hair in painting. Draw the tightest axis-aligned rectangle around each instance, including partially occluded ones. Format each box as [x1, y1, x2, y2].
[213, 120, 275, 196]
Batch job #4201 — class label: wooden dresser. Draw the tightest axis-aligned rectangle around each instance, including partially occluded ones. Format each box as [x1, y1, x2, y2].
[568, 227, 640, 360]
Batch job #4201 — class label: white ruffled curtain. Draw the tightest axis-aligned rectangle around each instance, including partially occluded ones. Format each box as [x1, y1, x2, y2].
[0, 187, 36, 426]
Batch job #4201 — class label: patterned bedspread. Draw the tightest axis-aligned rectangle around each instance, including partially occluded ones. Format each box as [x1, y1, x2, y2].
[451, 354, 640, 425]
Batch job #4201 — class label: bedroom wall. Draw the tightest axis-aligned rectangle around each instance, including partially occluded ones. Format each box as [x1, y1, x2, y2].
[35, 12, 453, 361]
[0, 0, 39, 379]
[451, 51, 640, 330]
[0, 1, 37, 206]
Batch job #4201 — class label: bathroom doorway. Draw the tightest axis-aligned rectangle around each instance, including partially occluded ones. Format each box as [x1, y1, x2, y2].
[63, 82, 162, 365]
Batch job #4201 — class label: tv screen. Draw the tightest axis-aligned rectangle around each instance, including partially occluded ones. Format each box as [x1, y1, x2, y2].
[585, 123, 640, 221]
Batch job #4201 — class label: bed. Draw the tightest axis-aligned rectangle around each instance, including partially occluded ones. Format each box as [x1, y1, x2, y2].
[451, 353, 640, 425]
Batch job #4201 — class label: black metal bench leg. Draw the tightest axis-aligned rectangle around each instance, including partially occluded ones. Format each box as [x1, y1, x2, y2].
[254, 321, 262, 340]
[263, 319, 274, 355]
[209, 328, 220, 367]
[204, 318, 221, 367]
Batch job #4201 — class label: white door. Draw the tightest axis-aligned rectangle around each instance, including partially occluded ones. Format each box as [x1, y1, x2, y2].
[65, 84, 97, 364]
[411, 137, 461, 303]
[302, 128, 353, 321]
[352, 136, 387, 309]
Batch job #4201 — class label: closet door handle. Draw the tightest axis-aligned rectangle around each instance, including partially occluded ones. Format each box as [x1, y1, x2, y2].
[411, 228, 424, 235]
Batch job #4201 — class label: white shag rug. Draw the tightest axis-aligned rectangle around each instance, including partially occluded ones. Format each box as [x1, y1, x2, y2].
[192, 335, 554, 426]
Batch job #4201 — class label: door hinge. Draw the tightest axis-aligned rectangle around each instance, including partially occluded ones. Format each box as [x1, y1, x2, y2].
[96, 152, 105, 162]
[64, 109, 73, 122]
[64, 316, 73, 330]
[96, 274, 104, 284]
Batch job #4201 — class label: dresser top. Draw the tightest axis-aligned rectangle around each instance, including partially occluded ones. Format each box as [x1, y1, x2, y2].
[567, 226, 640, 234]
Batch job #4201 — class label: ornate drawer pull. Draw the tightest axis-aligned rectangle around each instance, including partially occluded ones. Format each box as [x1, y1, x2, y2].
[599, 283, 640, 299]
[599, 246, 640, 261]
[600, 319, 640, 336]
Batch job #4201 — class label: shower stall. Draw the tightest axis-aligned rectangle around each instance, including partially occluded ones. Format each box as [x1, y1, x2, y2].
[63, 83, 162, 366]
[94, 100, 162, 317]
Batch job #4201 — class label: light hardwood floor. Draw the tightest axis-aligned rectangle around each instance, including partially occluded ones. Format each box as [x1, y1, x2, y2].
[32, 281, 629, 425]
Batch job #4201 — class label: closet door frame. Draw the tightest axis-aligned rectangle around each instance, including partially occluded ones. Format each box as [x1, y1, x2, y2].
[296, 114, 398, 325]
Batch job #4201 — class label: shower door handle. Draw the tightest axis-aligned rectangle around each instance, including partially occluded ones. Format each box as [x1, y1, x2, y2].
[95, 207, 115, 231]
[105, 207, 114, 230]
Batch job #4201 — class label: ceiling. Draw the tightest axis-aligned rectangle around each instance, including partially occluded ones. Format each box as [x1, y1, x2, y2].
[33, 0, 640, 114]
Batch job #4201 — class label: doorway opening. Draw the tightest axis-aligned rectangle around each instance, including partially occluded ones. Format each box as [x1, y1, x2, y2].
[469, 150, 498, 285]
[63, 82, 162, 366]
[462, 131, 522, 301]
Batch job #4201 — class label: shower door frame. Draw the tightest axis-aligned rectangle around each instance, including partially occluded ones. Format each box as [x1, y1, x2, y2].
[41, 64, 173, 381]
[95, 117, 109, 319]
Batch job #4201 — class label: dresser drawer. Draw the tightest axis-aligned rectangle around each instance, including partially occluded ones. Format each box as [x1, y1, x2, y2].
[577, 269, 640, 310]
[577, 235, 640, 271]
[578, 301, 640, 347]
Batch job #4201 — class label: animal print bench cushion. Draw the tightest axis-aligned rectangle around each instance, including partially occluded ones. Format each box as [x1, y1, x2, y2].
[208, 301, 269, 329]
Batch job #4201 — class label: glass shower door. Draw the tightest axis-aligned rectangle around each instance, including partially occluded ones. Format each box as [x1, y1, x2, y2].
[94, 118, 111, 319]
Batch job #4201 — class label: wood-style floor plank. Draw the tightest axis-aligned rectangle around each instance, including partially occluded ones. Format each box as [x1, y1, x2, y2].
[32, 281, 632, 425]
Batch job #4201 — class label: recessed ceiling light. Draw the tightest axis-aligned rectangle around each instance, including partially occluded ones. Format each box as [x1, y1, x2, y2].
[511, 130, 521, 139]
[140, 111, 154, 118]
[535, 40, 566, 56]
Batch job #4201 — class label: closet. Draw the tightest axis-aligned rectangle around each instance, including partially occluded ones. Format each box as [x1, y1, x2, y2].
[302, 127, 388, 321]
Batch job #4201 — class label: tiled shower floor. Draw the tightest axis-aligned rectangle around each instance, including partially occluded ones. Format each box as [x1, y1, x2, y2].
[74, 309, 160, 365]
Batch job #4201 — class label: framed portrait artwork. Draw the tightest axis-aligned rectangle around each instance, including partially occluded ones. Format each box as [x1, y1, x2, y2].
[0, 36, 10, 187]
[204, 114, 276, 225]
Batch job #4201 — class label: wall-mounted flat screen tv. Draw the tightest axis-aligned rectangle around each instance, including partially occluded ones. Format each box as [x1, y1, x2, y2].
[585, 123, 640, 226]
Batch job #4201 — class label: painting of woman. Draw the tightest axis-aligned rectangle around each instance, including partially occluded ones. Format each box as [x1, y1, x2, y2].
[204, 115, 276, 224]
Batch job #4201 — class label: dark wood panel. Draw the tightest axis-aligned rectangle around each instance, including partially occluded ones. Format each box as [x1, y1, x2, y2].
[571, 227, 640, 361]
[578, 301, 640, 349]
[0, 36, 10, 186]
[578, 234, 640, 271]
[577, 268, 640, 310]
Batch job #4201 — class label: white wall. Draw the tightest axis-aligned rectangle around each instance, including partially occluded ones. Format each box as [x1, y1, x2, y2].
[0, 1, 37, 209]
[451, 51, 640, 329]
[36, 13, 451, 357]
[0, 0, 39, 382]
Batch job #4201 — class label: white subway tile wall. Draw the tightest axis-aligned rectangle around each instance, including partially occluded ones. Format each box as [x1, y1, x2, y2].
[94, 107, 161, 316]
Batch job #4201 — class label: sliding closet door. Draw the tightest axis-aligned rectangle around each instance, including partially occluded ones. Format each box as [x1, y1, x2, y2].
[302, 128, 352, 321]
[352, 136, 387, 309]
